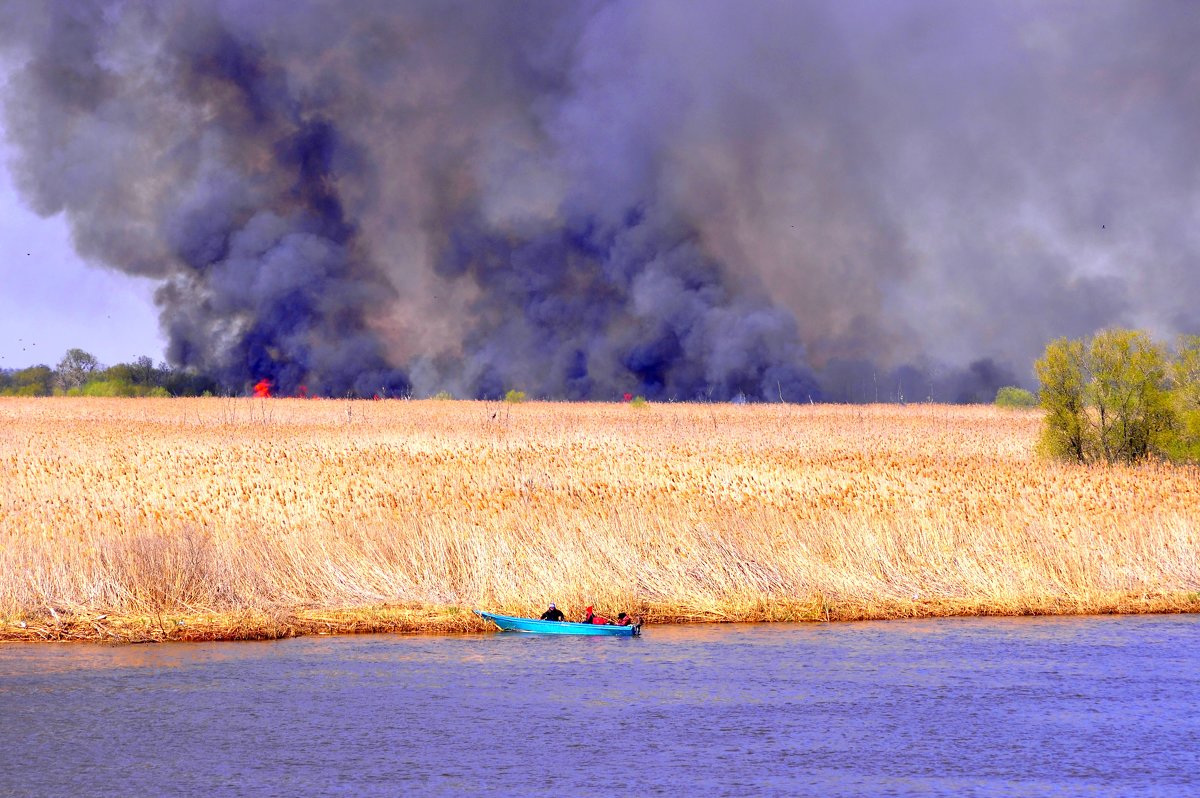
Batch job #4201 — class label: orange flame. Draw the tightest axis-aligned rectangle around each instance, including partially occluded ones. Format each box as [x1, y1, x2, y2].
[252, 379, 272, 398]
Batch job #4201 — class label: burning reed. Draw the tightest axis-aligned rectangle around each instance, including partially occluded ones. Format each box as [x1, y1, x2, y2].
[1, 398, 1198, 642]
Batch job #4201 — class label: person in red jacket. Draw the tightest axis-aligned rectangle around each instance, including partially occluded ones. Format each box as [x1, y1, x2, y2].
[580, 605, 614, 624]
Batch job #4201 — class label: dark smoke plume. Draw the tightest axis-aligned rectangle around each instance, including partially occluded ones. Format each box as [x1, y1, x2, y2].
[2, 1, 1198, 399]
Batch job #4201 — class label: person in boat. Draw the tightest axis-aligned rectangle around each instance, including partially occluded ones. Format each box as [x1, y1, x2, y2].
[582, 605, 614, 625]
[615, 612, 637, 626]
[539, 603, 565, 622]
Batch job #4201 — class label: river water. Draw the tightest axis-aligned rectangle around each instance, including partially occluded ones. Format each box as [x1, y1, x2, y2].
[1, 615, 1196, 797]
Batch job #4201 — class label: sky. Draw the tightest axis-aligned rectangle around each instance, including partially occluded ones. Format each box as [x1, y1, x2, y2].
[1, 2, 1198, 399]
[0, 136, 164, 370]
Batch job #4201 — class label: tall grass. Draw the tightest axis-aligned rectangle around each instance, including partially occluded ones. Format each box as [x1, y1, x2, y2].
[1, 398, 1197, 640]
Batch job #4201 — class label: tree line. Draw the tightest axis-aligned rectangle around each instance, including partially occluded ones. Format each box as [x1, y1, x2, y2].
[1035, 329, 1200, 465]
[8, 336, 1199, 460]
[0, 348, 216, 397]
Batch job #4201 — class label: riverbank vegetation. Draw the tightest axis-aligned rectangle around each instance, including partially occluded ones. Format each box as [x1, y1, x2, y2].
[994, 386, 1037, 408]
[0, 349, 215, 398]
[1037, 330, 1200, 464]
[2, 398, 1197, 642]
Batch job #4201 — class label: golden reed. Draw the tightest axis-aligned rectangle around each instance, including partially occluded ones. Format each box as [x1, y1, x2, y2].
[1, 398, 1197, 642]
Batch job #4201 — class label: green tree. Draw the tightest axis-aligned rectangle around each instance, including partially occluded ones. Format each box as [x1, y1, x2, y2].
[994, 386, 1037, 408]
[1174, 335, 1200, 404]
[2, 365, 53, 396]
[56, 348, 100, 392]
[103, 362, 137, 385]
[1087, 329, 1173, 464]
[75, 377, 170, 397]
[1036, 330, 1177, 465]
[133, 355, 158, 386]
[1168, 335, 1200, 461]
[78, 378, 135, 397]
[1035, 337, 1092, 463]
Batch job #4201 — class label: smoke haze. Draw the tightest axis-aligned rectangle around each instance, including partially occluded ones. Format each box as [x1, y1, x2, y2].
[2, 0, 1197, 399]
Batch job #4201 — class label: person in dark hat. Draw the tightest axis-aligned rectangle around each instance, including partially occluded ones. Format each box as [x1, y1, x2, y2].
[540, 603, 565, 622]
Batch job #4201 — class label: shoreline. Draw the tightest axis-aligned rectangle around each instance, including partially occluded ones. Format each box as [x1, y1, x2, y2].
[5, 593, 1199, 644]
[5, 400, 1198, 645]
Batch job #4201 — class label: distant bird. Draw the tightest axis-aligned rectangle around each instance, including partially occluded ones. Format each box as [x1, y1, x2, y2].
[1102, 225, 1106, 229]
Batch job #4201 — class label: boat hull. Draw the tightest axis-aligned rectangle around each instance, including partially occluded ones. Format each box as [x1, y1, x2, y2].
[475, 610, 641, 636]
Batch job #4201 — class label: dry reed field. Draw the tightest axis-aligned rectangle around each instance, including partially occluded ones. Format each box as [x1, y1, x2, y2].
[1, 397, 1198, 642]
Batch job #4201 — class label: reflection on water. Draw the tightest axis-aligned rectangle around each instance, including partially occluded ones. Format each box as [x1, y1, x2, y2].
[1, 615, 1197, 797]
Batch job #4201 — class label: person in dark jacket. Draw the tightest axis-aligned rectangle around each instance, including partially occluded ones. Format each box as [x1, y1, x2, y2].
[540, 603, 565, 622]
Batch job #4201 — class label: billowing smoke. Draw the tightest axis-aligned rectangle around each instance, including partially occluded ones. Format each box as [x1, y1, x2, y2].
[2, 1, 1197, 399]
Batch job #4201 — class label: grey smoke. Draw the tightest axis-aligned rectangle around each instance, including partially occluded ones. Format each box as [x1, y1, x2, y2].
[1, 0, 1197, 399]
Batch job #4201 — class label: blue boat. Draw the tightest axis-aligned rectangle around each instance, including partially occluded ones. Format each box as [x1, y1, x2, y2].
[474, 610, 642, 637]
